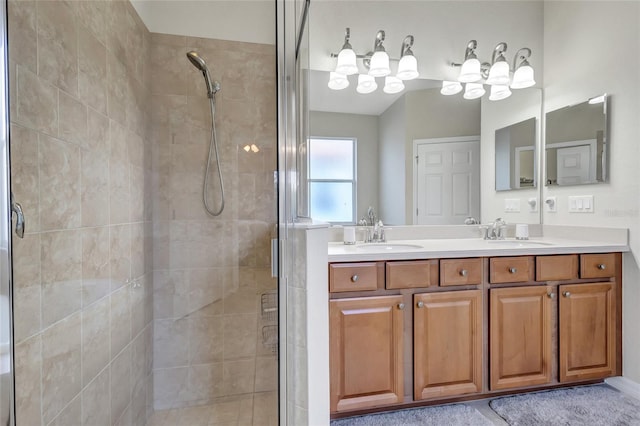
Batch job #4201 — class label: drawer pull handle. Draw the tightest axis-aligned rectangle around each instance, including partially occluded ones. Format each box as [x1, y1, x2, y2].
[398, 303, 405, 310]
[563, 291, 571, 298]
[597, 264, 606, 270]
[351, 275, 359, 282]
[548, 292, 555, 299]
[417, 301, 424, 308]
[459, 269, 468, 277]
[508, 267, 518, 274]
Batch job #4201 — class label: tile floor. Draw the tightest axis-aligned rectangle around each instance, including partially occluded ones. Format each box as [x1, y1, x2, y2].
[146, 391, 277, 426]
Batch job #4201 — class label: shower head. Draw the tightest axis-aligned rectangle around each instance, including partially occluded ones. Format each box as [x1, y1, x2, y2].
[186, 51, 220, 98]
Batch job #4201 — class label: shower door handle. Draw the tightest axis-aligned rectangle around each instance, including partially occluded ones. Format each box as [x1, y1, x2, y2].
[11, 192, 24, 238]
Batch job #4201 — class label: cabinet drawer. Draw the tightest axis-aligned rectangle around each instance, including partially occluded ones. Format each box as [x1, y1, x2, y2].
[440, 258, 482, 286]
[386, 260, 438, 289]
[536, 255, 578, 281]
[329, 262, 382, 292]
[489, 256, 534, 284]
[580, 254, 616, 278]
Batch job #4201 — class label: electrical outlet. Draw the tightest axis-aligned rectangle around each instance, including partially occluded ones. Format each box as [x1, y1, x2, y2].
[545, 196, 557, 212]
[568, 195, 594, 213]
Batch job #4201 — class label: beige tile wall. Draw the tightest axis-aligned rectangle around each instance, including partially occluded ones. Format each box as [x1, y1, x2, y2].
[150, 33, 277, 410]
[9, 1, 154, 425]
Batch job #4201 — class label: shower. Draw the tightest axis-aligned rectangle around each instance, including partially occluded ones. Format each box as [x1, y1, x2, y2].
[186, 51, 225, 216]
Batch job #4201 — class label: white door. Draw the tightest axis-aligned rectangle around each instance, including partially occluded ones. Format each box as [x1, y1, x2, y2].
[415, 139, 480, 225]
[557, 145, 593, 185]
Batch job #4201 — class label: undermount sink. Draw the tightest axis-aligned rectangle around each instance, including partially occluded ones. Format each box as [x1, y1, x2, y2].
[485, 240, 554, 246]
[355, 243, 424, 251]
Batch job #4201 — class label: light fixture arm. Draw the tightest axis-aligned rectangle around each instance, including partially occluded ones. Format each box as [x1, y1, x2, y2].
[400, 35, 415, 57]
[512, 47, 532, 70]
[464, 39, 478, 60]
[491, 42, 508, 64]
[373, 30, 386, 52]
[342, 27, 352, 50]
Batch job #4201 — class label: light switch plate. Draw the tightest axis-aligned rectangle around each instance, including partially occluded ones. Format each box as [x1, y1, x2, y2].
[504, 198, 521, 213]
[568, 195, 594, 213]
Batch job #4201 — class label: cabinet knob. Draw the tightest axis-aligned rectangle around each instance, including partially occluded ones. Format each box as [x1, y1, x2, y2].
[597, 263, 606, 270]
[508, 267, 518, 274]
[459, 269, 468, 277]
[547, 292, 555, 299]
[563, 291, 571, 298]
[351, 275, 359, 282]
[398, 303, 405, 310]
[416, 301, 424, 308]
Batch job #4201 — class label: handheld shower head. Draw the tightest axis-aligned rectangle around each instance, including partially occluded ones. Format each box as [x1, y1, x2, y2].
[186, 51, 220, 98]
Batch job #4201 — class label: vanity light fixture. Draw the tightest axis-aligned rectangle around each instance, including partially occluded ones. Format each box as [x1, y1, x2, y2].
[327, 71, 349, 90]
[446, 40, 536, 101]
[588, 94, 606, 105]
[511, 48, 536, 89]
[463, 82, 485, 100]
[440, 80, 463, 95]
[486, 42, 510, 86]
[396, 35, 419, 80]
[329, 28, 419, 94]
[335, 28, 358, 75]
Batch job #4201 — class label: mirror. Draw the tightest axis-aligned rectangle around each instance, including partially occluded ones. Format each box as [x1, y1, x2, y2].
[307, 69, 542, 225]
[495, 117, 537, 191]
[545, 94, 608, 186]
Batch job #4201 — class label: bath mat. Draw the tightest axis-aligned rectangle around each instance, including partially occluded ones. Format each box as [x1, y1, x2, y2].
[489, 385, 640, 425]
[330, 403, 493, 426]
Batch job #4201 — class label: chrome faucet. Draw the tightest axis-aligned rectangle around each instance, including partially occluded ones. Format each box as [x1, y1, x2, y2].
[483, 218, 507, 240]
[359, 207, 386, 243]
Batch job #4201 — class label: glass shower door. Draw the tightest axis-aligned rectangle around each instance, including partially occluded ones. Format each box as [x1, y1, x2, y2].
[0, 0, 15, 424]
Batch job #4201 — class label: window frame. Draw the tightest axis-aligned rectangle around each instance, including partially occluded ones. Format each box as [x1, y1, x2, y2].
[307, 136, 357, 225]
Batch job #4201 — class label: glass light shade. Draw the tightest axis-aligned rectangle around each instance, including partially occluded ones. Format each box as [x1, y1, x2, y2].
[396, 54, 419, 80]
[486, 60, 510, 85]
[356, 74, 377, 94]
[489, 84, 512, 101]
[368, 51, 391, 77]
[327, 72, 349, 90]
[336, 48, 358, 75]
[458, 57, 481, 82]
[463, 83, 485, 100]
[383, 76, 404, 94]
[511, 64, 535, 89]
[440, 80, 463, 96]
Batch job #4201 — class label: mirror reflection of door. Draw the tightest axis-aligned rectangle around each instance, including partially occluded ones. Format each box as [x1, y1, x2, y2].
[556, 144, 594, 185]
[414, 137, 480, 225]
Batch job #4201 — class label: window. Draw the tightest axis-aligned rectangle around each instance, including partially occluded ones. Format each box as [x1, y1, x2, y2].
[308, 137, 356, 223]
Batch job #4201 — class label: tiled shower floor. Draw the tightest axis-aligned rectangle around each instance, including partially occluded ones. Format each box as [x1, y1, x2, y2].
[146, 391, 277, 426]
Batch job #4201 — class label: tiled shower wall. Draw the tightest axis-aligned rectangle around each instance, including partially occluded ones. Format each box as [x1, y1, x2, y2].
[9, 1, 154, 425]
[150, 33, 277, 410]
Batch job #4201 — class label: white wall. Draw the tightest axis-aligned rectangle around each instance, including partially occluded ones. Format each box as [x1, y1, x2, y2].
[543, 1, 640, 381]
[130, 1, 275, 44]
[309, 111, 379, 222]
[378, 97, 406, 225]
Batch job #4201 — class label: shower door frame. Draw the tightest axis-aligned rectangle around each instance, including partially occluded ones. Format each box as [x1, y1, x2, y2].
[0, 0, 15, 425]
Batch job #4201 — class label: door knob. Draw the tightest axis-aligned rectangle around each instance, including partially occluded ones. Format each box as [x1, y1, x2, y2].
[597, 264, 606, 270]
[459, 269, 468, 277]
[508, 267, 517, 274]
[563, 291, 571, 298]
[416, 301, 424, 308]
[351, 275, 358, 282]
[398, 303, 405, 310]
[547, 292, 555, 299]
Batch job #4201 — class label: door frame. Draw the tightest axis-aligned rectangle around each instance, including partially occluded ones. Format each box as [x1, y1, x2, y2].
[546, 139, 597, 185]
[412, 135, 480, 225]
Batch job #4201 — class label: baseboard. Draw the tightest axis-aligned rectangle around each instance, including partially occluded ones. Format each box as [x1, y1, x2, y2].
[605, 376, 640, 400]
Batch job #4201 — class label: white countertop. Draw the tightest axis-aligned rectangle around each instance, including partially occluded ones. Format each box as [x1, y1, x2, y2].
[328, 237, 630, 262]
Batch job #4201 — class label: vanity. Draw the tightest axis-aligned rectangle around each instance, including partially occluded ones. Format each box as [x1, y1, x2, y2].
[327, 234, 627, 417]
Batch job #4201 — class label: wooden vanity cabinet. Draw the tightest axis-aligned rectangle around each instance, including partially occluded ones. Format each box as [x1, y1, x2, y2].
[559, 282, 616, 382]
[414, 290, 482, 400]
[489, 285, 553, 390]
[329, 295, 404, 412]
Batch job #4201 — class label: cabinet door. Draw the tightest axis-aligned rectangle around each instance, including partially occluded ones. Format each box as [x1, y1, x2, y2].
[490, 286, 552, 390]
[329, 296, 404, 412]
[559, 282, 615, 382]
[414, 290, 482, 400]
